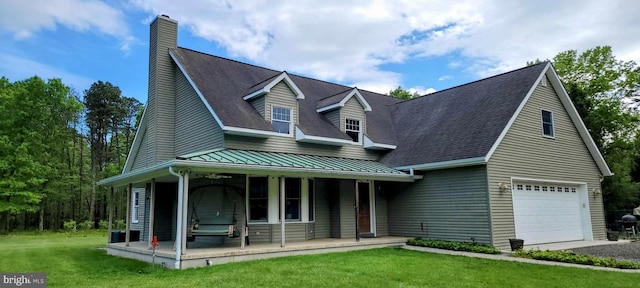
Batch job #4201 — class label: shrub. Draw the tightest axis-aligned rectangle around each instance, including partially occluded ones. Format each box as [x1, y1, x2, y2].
[99, 220, 109, 230]
[513, 249, 640, 269]
[63, 221, 77, 234]
[407, 238, 502, 254]
[78, 220, 93, 230]
[115, 219, 125, 230]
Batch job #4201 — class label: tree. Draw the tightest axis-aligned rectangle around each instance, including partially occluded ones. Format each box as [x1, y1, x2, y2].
[551, 46, 640, 210]
[0, 76, 82, 230]
[389, 86, 421, 100]
[83, 81, 123, 223]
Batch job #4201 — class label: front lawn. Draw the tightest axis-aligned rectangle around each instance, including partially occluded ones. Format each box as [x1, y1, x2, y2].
[0, 232, 638, 287]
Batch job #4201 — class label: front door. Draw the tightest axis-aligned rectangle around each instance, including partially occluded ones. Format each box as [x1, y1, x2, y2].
[358, 182, 371, 233]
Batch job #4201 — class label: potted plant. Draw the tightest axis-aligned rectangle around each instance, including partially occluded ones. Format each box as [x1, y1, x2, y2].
[509, 238, 524, 251]
[607, 230, 619, 241]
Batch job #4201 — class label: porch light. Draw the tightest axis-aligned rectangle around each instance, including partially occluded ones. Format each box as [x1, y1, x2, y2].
[592, 188, 601, 197]
[498, 183, 510, 193]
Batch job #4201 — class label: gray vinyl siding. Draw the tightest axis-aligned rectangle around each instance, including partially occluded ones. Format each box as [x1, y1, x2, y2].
[175, 69, 224, 156]
[147, 17, 177, 165]
[314, 179, 331, 238]
[306, 222, 315, 240]
[325, 109, 340, 128]
[487, 79, 605, 249]
[131, 128, 150, 171]
[249, 96, 266, 118]
[153, 182, 177, 241]
[339, 180, 356, 239]
[225, 81, 381, 160]
[375, 188, 389, 236]
[340, 97, 366, 135]
[388, 166, 492, 244]
[247, 223, 310, 243]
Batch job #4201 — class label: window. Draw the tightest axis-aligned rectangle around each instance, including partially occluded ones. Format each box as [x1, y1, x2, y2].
[550, 187, 555, 192]
[248, 177, 269, 222]
[345, 118, 361, 142]
[132, 190, 139, 223]
[564, 187, 570, 193]
[525, 185, 532, 191]
[516, 184, 523, 190]
[280, 178, 301, 221]
[272, 106, 292, 134]
[571, 188, 577, 193]
[542, 186, 548, 191]
[541, 110, 554, 137]
[308, 179, 315, 221]
[540, 76, 548, 87]
[534, 185, 540, 191]
[557, 187, 562, 192]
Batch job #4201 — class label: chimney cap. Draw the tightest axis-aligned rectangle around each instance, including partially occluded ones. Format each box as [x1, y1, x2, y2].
[160, 14, 170, 18]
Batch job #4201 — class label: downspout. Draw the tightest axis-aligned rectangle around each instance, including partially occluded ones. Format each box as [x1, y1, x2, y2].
[168, 166, 183, 269]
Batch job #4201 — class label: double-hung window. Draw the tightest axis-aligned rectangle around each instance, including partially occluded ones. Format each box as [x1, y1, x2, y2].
[345, 118, 361, 142]
[280, 178, 301, 221]
[541, 110, 554, 137]
[248, 177, 269, 222]
[272, 106, 292, 134]
[132, 190, 139, 223]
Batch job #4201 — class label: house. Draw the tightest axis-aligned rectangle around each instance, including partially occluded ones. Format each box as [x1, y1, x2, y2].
[98, 15, 611, 269]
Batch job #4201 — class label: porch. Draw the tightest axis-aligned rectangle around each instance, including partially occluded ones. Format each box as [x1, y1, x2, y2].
[107, 236, 408, 269]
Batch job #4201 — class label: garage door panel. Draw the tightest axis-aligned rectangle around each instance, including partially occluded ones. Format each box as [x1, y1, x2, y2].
[513, 182, 583, 244]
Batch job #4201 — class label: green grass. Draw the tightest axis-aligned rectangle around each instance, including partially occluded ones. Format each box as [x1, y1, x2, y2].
[1, 231, 639, 287]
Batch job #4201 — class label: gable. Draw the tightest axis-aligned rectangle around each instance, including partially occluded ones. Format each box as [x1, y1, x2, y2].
[265, 81, 299, 126]
[340, 97, 366, 132]
[130, 126, 150, 171]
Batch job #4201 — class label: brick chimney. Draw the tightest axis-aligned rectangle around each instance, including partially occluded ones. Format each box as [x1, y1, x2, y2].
[146, 15, 177, 163]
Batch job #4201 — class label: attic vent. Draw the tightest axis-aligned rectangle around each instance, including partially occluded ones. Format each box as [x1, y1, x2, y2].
[540, 76, 547, 87]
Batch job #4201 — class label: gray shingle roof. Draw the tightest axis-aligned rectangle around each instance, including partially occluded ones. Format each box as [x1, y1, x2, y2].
[171, 47, 547, 168]
[171, 47, 401, 143]
[379, 62, 548, 167]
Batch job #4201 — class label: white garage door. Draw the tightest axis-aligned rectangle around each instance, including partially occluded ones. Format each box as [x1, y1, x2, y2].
[512, 182, 584, 244]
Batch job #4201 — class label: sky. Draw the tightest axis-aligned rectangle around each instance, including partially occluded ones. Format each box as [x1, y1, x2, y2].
[1, 0, 639, 103]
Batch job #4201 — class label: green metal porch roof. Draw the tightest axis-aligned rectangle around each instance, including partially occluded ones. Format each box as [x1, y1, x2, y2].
[179, 149, 406, 175]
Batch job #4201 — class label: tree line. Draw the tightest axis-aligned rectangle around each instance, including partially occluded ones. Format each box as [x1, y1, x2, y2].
[0, 77, 141, 231]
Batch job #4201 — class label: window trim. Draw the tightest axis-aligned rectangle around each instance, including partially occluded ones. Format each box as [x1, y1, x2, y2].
[271, 106, 294, 137]
[131, 190, 139, 224]
[541, 109, 555, 138]
[247, 176, 269, 223]
[345, 118, 362, 144]
[279, 178, 302, 222]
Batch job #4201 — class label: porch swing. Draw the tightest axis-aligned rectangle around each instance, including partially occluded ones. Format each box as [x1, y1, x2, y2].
[187, 184, 242, 242]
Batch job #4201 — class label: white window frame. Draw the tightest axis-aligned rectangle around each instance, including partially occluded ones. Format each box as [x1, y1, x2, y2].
[540, 76, 548, 87]
[280, 178, 302, 222]
[541, 109, 555, 138]
[131, 191, 139, 224]
[271, 106, 293, 136]
[345, 118, 362, 144]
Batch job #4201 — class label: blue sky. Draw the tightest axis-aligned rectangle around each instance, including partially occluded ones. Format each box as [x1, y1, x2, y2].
[1, 0, 639, 104]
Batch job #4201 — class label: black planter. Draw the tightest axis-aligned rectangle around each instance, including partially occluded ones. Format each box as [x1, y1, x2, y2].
[607, 231, 619, 241]
[509, 238, 524, 251]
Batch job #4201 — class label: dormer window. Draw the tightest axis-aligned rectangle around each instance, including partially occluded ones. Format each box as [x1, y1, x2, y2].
[345, 118, 361, 143]
[272, 106, 292, 134]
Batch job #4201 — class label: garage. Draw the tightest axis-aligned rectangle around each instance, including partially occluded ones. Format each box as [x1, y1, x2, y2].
[512, 181, 587, 244]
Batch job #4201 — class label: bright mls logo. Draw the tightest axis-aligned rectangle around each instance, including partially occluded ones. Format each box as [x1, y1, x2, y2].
[0, 273, 46, 288]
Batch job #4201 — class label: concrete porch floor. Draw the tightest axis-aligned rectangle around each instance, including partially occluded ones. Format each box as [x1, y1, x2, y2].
[107, 236, 408, 269]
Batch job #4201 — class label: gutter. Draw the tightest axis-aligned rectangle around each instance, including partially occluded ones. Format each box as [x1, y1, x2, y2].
[168, 166, 183, 269]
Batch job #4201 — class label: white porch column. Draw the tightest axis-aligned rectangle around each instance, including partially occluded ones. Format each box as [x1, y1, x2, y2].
[355, 181, 360, 242]
[147, 179, 156, 249]
[107, 187, 114, 244]
[181, 171, 190, 255]
[126, 183, 132, 246]
[170, 167, 184, 268]
[280, 176, 286, 248]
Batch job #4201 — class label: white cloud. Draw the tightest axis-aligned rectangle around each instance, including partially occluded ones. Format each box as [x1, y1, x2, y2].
[0, 0, 134, 52]
[0, 54, 94, 91]
[408, 86, 436, 96]
[438, 75, 453, 81]
[127, 0, 640, 91]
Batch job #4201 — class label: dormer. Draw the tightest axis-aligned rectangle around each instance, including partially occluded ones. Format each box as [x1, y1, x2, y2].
[242, 72, 305, 137]
[316, 88, 371, 145]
